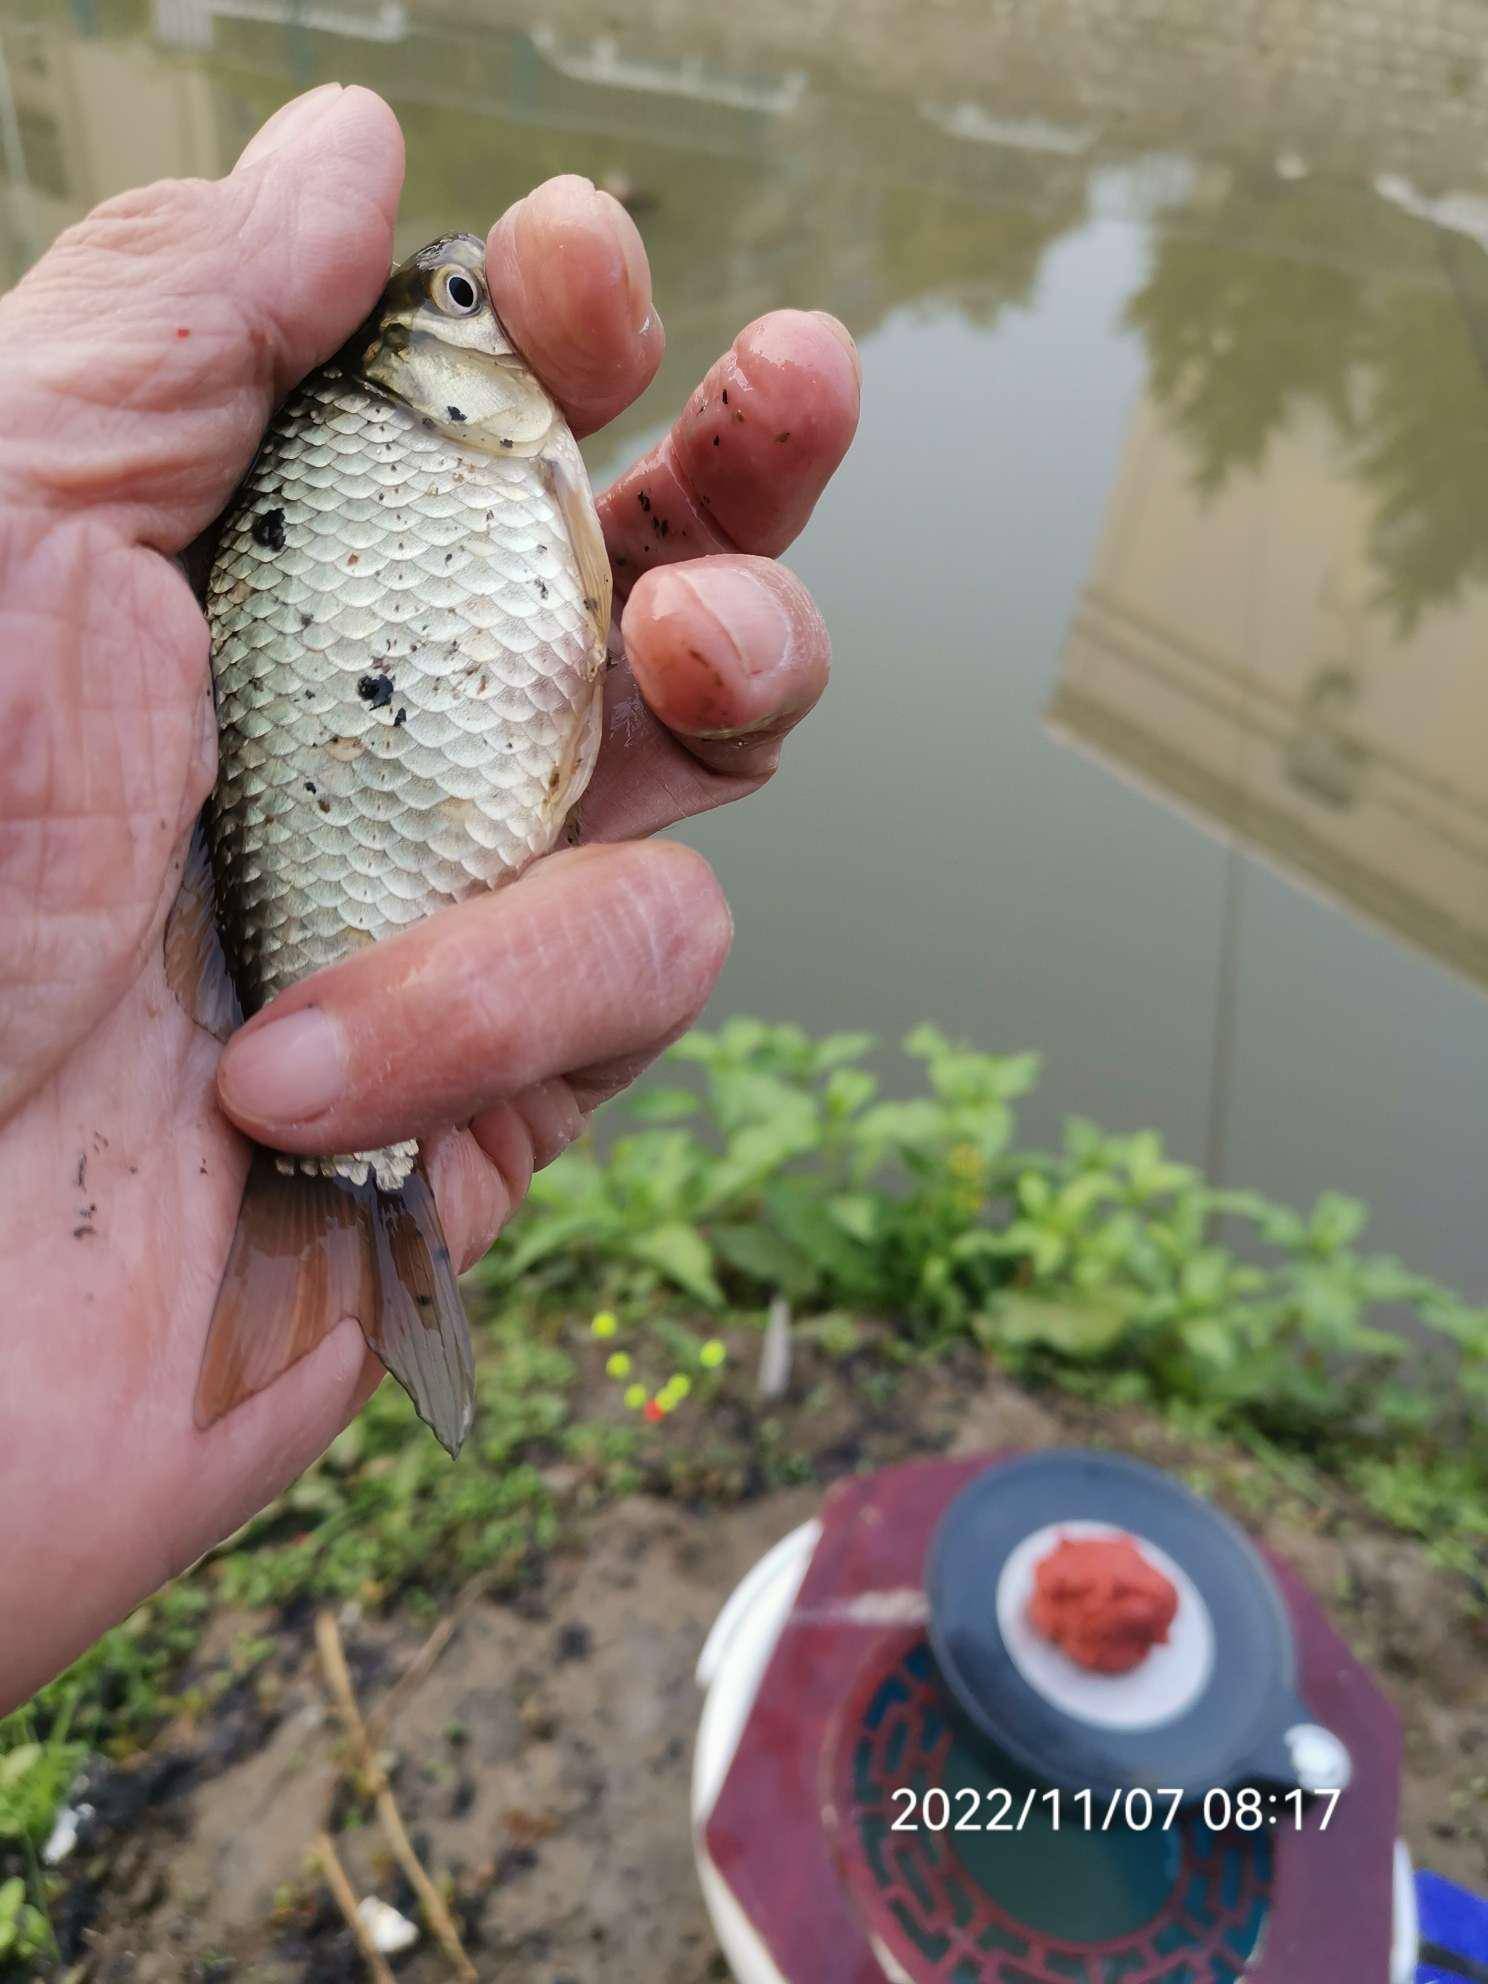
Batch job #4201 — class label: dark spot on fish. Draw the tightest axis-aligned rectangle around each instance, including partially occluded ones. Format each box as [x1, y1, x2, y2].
[712, 434, 720, 446]
[775, 430, 791, 443]
[537, 544, 548, 553]
[614, 552, 631, 567]
[73, 1225, 96, 1240]
[76, 1153, 87, 1190]
[733, 408, 745, 423]
[317, 798, 331, 814]
[347, 553, 360, 567]
[416, 1292, 432, 1308]
[304, 689, 313, 700]
[583, 596, 598, 613]
[251, 507, 286, 553]
[721, 389, 728, 405]
[199, 1160, 208, 1176]
[394, 707, 408, 727]
[445, 552, 453, 563]
[538, 579, 548, 599]
[304, 780, 317, 795]
[500, 437, 513, 449]
[300, 611, 313, 629]
[637, 491, 651, 513]
[547, 767, 562, 792]
[358, 673, 394, 709]
[447, 405, 466, 423]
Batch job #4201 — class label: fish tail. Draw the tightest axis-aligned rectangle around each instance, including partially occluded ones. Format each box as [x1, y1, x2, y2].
[195, 1150, 475, 1458]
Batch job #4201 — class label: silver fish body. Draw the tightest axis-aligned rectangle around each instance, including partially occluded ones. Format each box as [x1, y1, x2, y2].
[207, 369, 603, 1187]
[186, 233, 611, 1455]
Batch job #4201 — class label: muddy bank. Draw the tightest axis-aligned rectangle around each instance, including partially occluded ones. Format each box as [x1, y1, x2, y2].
[63, 1355, 1488, 1980]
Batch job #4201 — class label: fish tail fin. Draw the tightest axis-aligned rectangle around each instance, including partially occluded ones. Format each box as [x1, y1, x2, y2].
[195, 1151, 475, 1459]
[364, 1158, 476, 1459]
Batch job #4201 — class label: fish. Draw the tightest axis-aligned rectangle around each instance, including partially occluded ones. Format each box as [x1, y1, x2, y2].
[166, 233, 612, 1457]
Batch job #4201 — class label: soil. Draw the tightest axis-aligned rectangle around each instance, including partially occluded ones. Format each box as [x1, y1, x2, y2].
[55, 1341, 1488, 1982]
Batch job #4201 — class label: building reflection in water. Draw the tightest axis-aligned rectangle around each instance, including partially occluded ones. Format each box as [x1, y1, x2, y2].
[1052, 171, 1488, 994]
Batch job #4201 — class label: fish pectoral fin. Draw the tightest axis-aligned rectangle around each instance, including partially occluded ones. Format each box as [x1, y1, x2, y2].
[195, 1148, 375, 1429]
[541, 675, 605, 832]
[196, 1151, 476, 1459]
[164, 816, 243, 1044]
[364, 1159, 476, 1459]
[543, 445, 613, 662]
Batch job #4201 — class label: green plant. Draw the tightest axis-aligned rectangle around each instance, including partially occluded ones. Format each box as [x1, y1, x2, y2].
[484, 1019, 1488, 1573]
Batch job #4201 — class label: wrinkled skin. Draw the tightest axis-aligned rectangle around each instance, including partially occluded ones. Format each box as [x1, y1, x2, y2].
[0, 86, 858, 1712]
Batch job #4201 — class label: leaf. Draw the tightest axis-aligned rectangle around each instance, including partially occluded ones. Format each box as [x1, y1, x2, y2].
[1180, 1317, 1237, 1368]
[623, 1223, 725, 1306]
[852, 1099, 944, 1154]
[992, 1052, 1043, 1100]
[0, 1746, 40, 1790]
[823, 1068, 877, 1120]
[764, 1177, 874, 1290]
[813, 1030, 877, 1070]
[828, 1194, 881, 1243]
[498, 1208, 618, 1280]
[1016, 1172, 1053, 1217]
[700, 1108, 820, 1213]
[710, 1223, 818, 1299]
[1309, 1191, 1369, 1255]
[627, 1086, 700, 1123]
[994, 1292, 1136, 1358]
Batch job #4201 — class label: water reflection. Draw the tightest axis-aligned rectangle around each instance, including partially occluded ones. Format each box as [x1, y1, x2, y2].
[1, 0, 1485, 1281]
[1055, 170, 1488, 991]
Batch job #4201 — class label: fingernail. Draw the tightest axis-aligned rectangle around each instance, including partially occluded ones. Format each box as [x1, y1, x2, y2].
[639, 563, 795, 735]
[810, 310, 862, 383]
[521, 176, 657, 344]
[220, 1006, 345, 1125]
[234, 84, 345, 171]
[599, 192, 654, 337]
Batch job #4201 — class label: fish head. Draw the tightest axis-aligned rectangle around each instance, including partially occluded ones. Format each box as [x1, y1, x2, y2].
[348, 233, 559, 457]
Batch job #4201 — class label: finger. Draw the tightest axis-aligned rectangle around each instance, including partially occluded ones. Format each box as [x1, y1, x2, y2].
[600, 309, 859, 586]
[485, 175, 664, 440]
[214, 842, 731, 1154]
[0, 84, 402, 549]
[579, 556, 830, 838]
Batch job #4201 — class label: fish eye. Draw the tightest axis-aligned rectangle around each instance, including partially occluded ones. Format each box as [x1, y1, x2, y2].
[435, 268, 481, 316]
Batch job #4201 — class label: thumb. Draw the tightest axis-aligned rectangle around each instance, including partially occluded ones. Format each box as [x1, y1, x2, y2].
[0, 84, 403, 553]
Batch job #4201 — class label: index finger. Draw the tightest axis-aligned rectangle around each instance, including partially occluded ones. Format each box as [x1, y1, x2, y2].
[485, 175, 665, 438]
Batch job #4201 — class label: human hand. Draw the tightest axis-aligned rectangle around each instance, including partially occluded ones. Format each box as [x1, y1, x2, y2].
[0, 85, 858, 1711]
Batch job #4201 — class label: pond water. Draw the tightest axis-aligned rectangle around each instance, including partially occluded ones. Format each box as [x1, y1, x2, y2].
[2, 0, 1485, 1293]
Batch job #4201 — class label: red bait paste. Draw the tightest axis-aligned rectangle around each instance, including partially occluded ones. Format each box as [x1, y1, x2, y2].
[1027, 1533, 1179, 1674]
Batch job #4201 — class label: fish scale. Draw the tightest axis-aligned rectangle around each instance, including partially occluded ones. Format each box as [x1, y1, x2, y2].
[206, 364, 601, 1190]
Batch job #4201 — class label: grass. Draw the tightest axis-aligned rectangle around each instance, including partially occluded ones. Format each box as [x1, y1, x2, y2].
[2, 1017, 1485, 1970]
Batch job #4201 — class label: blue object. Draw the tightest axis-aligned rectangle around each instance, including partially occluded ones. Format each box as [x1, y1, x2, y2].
[1416, 1869, 1488, 1983]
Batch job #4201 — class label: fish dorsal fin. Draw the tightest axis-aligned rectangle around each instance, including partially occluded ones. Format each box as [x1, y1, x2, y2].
[163, 817, 243, 1043]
